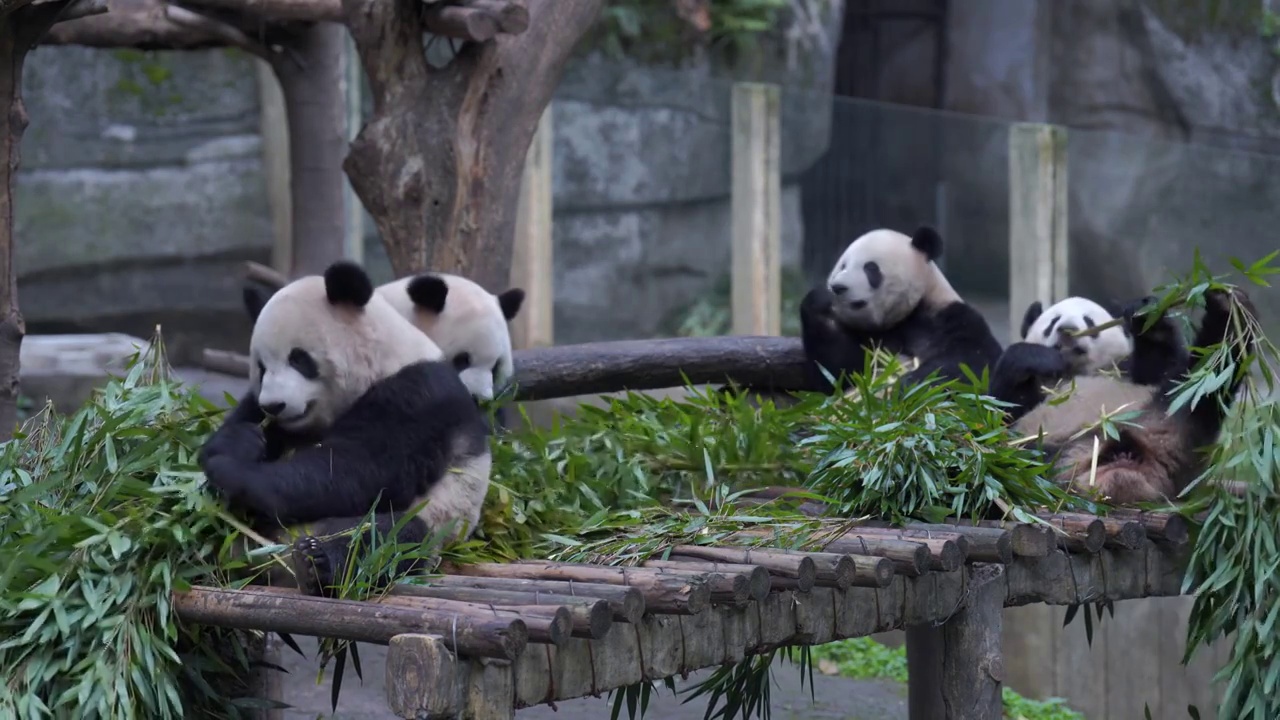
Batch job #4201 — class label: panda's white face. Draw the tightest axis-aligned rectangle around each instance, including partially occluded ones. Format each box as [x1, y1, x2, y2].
[1022, 296, 1132, 375]
[250, 269, 443, 434]
[826, 229, 940, 331]
[377, 273, 523, 402]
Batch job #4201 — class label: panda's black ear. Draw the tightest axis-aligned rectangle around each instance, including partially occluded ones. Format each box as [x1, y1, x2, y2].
[1020, 301, 1044, 339]
[498, 288, 525, 321]
[406, 274, 449, 314]
[324, 261, 374, 307]
[910, 226, 944, 261]
[242, 283, 273, 323]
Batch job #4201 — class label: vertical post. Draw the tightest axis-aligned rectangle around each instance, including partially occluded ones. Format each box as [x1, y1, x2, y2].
[1008, 123, 1068, 342]
[510, 105, 555, 350]
[340, 31, 365, 263]
[730, 82, 782, 337]
[941, 565, 1006, 718]
[255, 60, 291, 274]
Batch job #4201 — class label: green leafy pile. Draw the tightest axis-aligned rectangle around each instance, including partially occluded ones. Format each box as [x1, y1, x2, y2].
[0, 336, 275, 720]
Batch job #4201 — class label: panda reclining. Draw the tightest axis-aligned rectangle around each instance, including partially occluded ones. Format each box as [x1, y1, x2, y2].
[991, 287, 1257, 505]
[199, 261, 491, 596]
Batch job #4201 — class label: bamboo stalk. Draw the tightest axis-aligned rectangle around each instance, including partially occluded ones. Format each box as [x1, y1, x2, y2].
[421, 575, 646, 622]
[448, 563, 711, 615]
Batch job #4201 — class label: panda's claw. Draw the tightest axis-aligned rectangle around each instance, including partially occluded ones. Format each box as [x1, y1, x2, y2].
[291, 535, 334, 597]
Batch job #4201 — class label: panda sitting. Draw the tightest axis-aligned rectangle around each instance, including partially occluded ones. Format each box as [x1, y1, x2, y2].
[992, 288, 1257, 504]
[799, 225, 1004, 393]
[200, 261, 492, 596]
[376, 272, 524, 408]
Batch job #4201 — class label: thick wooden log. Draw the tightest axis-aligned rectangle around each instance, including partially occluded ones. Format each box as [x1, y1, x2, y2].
[386, 576, 632, 622]
[856, 522, 971, 556]
[506, 603, 611, 640]
[510, 337, 808, 400]
[385, 634, 461, 718]
[845, 527, 964, 571]
[379, 595, 570, 647]
[669, 545, 816, 584]
[427, 4, 498, 42]
[422, 575, 645, 622]
[1045, 511, 1144, 550]
[821, 534, 930, 577]
[900, 523, 1013, 564]
[173, 586, 527, 660]
[1031, 513, 1106, 554]
[646, 558, 770, 602]
[201, 336, 811, 400]
[1105, 509, 1189, 546]
[447, 562, 710, 615]
[970, 520, 1053, 558]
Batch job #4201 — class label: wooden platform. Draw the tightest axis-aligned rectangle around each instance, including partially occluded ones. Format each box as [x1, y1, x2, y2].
[173, 510, 1191, 719]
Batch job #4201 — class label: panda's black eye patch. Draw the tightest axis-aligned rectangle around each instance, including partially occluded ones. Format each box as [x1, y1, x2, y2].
[256, 360, 266, 378]
[863, 262, 883, 290]
[452, 352, 472, 371]
[288, 348, 319, 380]
[1083, 314, 1096, 329]
[1042, 316, 1060, 339]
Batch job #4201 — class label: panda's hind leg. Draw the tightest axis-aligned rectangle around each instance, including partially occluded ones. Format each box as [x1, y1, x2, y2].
[291, 513, 432, 597]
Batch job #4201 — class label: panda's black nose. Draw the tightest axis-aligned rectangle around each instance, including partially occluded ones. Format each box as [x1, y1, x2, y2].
[848, 299, 868, 310]
[261, 402, 286, 417]
[831, 283, 848, 296]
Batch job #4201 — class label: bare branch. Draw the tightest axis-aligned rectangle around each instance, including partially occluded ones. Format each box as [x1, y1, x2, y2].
[58, 0, 107, 22]
[42, 0, 229, 48]
[163, 4, 271, 60]
[179, 0, 343, 23]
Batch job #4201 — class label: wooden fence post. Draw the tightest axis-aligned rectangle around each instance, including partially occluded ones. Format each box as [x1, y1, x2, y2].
[340, 32, 365, 263]
[730, 82, 782, 337]
[510, 105, 555, 350]
[255, 61, 291, 274]
[1007, 123, 1068, 342]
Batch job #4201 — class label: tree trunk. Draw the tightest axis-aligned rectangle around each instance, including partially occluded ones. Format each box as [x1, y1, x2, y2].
[341, 0, 604, 288]
[268, 22, 349, 277]
[0, 2, 74, 441]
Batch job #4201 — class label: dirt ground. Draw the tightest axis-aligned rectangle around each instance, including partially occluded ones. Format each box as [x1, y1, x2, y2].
[276, 637, 908, 720]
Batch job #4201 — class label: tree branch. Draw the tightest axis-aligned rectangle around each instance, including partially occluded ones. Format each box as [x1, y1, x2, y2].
[341, 0, 604, 287]
[42, 0, 232, 49]
[163, 4, 272, 60]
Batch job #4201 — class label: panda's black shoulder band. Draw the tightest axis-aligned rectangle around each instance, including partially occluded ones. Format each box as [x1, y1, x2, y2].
[324, 261, 374, 307]
[407, 274, 450, 314]
[910, 225, 944, 261]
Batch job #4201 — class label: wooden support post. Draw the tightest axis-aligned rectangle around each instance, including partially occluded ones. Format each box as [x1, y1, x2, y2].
[255, 60, 291, 274]
[730, 82, 782, 337]
[1008, 123, 1068, 343]
[510, 104, 554, 350]
[908, 565, 1006, 720]
[340, 31, 365, 263]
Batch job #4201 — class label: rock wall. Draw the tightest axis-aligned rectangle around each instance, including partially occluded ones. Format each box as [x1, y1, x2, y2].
[18, 46, 271, 364]
[940, 0, 1280, 329]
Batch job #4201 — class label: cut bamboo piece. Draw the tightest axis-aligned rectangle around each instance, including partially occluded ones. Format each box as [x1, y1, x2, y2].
[391, 584, 616, 637]
[669, 545, 816, 586]
[968, 520, 1053, 557]
[422, 575, 646, 622]
[379, 595, 571, 647]
[1042, 512, 1143, 550]
[646, 558, 770, 602]
[449, 563, 711, 615]
[822, 534, 930, 577]
[1033, 513, 1105, 554]
[1105, 510, 1189, 546]
[899, 523, 1014, 564]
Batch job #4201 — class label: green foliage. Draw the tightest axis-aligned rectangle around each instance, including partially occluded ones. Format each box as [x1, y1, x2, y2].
[0, 336, 273, 719]
[802, 354, 1093, 526]
[808, 638, 1083, 720]
[590, 0, 790, 62]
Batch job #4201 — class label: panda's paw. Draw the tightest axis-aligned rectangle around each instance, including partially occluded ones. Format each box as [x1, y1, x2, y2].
[1122, 296, 1180, 343]
[203, 421, 267, 465]
[292, 535, 336, 598]
[999, 343, 1068, 382]
[1205, 287, 1256, 321]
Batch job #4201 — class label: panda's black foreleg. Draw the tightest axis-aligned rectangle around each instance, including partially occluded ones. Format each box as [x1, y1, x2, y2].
[988, 343, 1069, 423]
[799, 287, 872, 394]
[1121, 296, 1190, 387]
[290, 513, 432, 598]
[1181, 288, 1259, 445]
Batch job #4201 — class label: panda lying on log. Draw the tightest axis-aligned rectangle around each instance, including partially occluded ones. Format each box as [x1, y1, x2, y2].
[200, 262, 492, 596]
[992, 287, 1257, 505]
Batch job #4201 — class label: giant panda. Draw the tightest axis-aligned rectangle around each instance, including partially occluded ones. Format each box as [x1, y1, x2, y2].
[1019, 296, 1134, 377]
[375, 272, 525, 403]
[799, 225, 1004, 393]
[200, 261, 492, 596]
[992, 287, 1257, 504]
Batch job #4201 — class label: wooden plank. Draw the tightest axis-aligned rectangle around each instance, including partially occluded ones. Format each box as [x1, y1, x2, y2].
[255, 59, 291, 274]
[1007, 122, 1068, 343]
[730, 82, 782, 337]
[510, 104, 554, 350]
